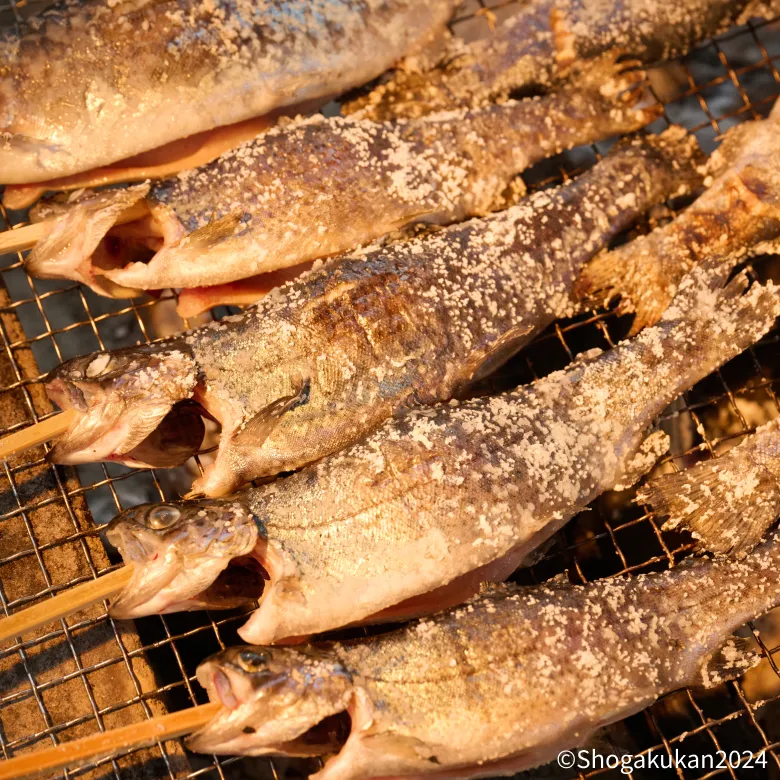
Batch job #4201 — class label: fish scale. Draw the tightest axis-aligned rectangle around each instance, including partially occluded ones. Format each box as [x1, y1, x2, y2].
[104, 261, 780, 649]
[0, 0, 457, 183]
[44, 129, 703, 496]
[186, 530, 780, 780]
[24, 51, 659, 299]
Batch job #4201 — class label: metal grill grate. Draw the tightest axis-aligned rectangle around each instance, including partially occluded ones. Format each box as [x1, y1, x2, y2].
[1, 2, 780, 778]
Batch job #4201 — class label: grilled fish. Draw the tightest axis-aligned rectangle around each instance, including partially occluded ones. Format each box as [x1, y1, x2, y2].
[0, 0, 457, 184]
[345, 0, 777, 122]
[639, 418, 780, 556]
[25, 54, 658, 301]
[577, 99, 780, 333]
[186, 532, 780, 780]
[44, 129, 702, 494]
[104, 264, 780, 644]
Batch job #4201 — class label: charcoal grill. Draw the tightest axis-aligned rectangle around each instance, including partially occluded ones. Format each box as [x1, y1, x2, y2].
[0, 1, 779, 778]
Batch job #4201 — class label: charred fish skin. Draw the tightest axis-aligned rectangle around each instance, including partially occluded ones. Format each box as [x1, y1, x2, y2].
[0, 0, 457, 184]
[103, 264, 780, 642]
[577, 104, 780, 333]
[27, 52, 659, 296]
[226, 264, 780, 644]
[345, 0, 768, 122]
[91, 52, 659, 293]
[188, 534, 780, 780]
[638, 418, 780, 556]
[179, 128, 701, 496]
[43, 129, 702, 493]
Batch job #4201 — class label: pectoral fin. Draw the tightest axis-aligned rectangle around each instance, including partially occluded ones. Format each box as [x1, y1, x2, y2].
[698, 634, 762, 688]
[231, 378, 311, 450]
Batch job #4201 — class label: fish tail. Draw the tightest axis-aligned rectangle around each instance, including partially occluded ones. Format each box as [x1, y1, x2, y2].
[530, 51, 666, 147]
[26, 184, 151, 296]
[575, 126, 707, 334]
[638, 432, 780, 556]
[575, 235, 678, 335]
[632, 260, 780, 411]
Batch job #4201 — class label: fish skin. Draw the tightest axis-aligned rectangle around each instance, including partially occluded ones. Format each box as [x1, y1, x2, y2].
[105, 264, 780, 643]
[186, 532, 780, 779]
[638, 417, 780, 556]
[45, 129, 703, 494]
[0, 0, 457, 184]
[26, 53, 660, 296]
[344, 0, 769, 122]
[576, 103, 780, 333]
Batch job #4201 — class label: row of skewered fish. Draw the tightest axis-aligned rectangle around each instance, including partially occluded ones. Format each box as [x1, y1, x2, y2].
[3, 0, 780, 777]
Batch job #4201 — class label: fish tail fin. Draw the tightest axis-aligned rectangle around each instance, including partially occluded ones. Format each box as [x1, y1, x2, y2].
[647, 260, 780, 394]
[739, 0, 780, 24]
[638, 420, 780, 556]
[576, 236, 679, 336]
[537, 51, 668, 143]
[639, 461, 780, 557]
[26, 184, 151, 296]
[564, 50, 661, 121]
[575, 126, 707, 334]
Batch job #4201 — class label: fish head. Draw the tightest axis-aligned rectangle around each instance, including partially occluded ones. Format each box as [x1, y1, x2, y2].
[106, 495, 263, 617]
[188, 645, 354, 757]
[45, 340, 204, 467]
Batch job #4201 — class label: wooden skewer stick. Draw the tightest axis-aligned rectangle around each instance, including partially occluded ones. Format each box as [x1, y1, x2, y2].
[0, 408, 80, 462]
[0, 701, 221, 780]
[0, 565, 134, 645]
[0, 201, 150, 256]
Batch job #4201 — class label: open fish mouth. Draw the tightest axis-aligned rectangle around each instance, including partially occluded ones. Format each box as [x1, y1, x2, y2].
[45, 385, 205, 468]
[188, 647, 354, 758]
[44, 343, 204, 468]
[105, 498, 264, 617]
[25, 185, 187, 298]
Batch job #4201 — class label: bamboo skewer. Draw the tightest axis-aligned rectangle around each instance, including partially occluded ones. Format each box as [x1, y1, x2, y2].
[0, 201, 150, 256]
[0, 702, 221, 780]
[0, 565, 134, 645]
[0, 408, 79, 462]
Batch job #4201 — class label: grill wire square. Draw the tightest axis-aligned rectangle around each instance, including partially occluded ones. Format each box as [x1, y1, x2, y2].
[1, 0, 780, 778]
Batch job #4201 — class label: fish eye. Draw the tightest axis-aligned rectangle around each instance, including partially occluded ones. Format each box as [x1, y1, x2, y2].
[238, 650, 269, 671]
[85, 353, 112, 378]
[146, 505, 181, 530]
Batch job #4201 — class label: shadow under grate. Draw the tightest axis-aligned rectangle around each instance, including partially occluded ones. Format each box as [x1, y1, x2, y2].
[0, 2, 780, 779]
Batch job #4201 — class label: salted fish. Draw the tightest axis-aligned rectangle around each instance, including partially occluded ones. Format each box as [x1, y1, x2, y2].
[104, 263, 780, 646]
[0, 0, 457, 184]
[639, 417, 780, 556]
[24, 55, 658, 300]
[44, 129, 701, 494]
[186, 532, 780, 780]
[345, 0, 779, 122]
[577, 99, 780, 332]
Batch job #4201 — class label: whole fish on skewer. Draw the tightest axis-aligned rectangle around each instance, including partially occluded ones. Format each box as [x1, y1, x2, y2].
[186, 532, 780, 780]
[639, 418, 780, 556]
[104, 264, 780, 645]
[577, 99, 780, 333]
[345, 0, 779, 122]
[43, 129, 702, 495]
[24, 55, 658, 305]
[0, 0, 458, 186]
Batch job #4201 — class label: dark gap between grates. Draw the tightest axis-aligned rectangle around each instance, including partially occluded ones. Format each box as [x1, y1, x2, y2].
[1, 3, 780, 779]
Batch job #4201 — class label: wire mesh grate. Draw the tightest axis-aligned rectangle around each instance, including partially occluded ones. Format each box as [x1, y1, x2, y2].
[0, 2, 779, 778]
